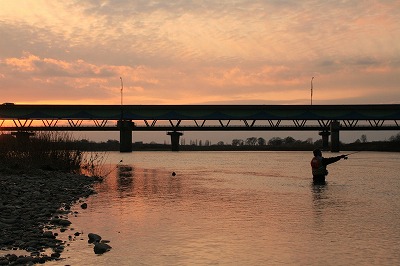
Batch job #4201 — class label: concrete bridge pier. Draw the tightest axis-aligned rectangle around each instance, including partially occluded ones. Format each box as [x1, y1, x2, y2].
[167, 131, 183, 151]
[319, 131, 330, 151]
[330, 120, 340, 152]
[118, 120, 134, 152]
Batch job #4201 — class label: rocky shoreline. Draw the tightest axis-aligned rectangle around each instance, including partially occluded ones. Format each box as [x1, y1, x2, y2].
[0, 169, 99, 265]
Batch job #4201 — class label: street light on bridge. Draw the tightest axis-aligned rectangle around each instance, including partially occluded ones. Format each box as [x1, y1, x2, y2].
[311, 76, 314, 105]
[120, 77, 124, 106]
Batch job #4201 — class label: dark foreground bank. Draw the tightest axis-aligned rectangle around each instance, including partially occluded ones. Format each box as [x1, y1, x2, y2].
[0, 169, 99, 265]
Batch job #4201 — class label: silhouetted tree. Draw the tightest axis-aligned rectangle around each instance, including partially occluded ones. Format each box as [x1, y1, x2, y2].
[313, 139, 323, 147]
[257, 137, 266, 146]
[389, 133, 400, 142]
[360, 134, 367, 143]
[246, 137, 258, 146]
[232, 139, 244, 146]
[268, 137, 283, 146]
[284, 136, 296, 145]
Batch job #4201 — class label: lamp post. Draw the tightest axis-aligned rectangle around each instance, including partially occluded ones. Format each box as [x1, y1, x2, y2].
[120, 77, 123, 106]
[311, 76, 314, 105]
[120, 77, 124, 120]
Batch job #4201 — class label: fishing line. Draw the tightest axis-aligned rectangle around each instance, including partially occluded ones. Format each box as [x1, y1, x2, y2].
[104, 159, 123, 177]
[344, 151, 362, 156]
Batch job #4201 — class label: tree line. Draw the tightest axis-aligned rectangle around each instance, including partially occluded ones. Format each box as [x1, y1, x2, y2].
[230, 136, 313, 146]
[3, 132, 394, 151]
[72, 132, 400, 148]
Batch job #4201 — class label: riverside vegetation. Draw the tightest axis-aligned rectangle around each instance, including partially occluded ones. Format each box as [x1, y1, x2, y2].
[0, 132, 108, 265]
[70, 133, 400, 152]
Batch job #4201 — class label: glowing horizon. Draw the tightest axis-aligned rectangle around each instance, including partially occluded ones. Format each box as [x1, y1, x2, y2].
[1, 1, 399, 106]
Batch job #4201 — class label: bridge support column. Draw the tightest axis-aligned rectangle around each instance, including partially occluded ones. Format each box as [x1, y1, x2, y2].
[167, 131, 183, 151]
[330, 120, 340, 152]
[118, 120, 134, 152]
[318, 131, 330, 151]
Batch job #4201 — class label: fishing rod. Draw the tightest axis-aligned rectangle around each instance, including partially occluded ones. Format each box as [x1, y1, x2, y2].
[343, 151, 362, 156]
[340, 151, 362, 160]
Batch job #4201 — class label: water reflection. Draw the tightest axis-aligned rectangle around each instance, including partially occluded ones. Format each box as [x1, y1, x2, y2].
[117, 165, 134, 196]
[311, 182, 327, 204]
[311, 181, 349, 230]
[311, 182, 328, 227]
[96, 164, 183, 201]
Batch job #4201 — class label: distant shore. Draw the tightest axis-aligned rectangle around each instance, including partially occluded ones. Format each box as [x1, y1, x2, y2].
[73, 140, 400, 152]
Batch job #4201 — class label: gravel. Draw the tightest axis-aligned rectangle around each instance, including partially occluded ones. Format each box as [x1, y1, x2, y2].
[0, 169, 99, 264]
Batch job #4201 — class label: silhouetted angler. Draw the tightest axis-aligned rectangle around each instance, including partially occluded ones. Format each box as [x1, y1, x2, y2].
[311, 149, 347, 184]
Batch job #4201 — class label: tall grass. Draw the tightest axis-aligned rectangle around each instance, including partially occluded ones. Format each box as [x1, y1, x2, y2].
[81, 151, 110, 178]
[0, 132, 85, 173]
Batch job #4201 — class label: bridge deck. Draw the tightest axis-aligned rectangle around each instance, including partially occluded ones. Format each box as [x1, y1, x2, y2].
[0, 104, 399, 132]
[1, 104, 400, 120]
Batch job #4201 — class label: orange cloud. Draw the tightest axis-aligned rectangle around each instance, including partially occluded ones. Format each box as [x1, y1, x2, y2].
[1, 1, 400, 106]
[5, 53, 39, 71]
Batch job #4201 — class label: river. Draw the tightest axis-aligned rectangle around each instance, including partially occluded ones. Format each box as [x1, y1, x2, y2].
[47, 151, 400, 265]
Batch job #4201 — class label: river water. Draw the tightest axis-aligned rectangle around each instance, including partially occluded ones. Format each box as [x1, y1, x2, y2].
[47, 151, 400, 265]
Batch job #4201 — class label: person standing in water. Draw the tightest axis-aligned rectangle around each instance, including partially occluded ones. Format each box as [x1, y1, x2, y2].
[311, 149, 348, 184]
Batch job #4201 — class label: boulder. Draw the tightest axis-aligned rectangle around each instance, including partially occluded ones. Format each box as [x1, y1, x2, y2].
[94, 242, 112, 254]
[58, 219, 72, 226]
[88, 233, 102, 243]
[43, 231, 55, 238]
[50, 218, 71, 226]
[15, 256, 33, 264]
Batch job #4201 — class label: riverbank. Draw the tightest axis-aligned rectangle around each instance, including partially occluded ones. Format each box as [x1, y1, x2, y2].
[0, 169, 99, 265]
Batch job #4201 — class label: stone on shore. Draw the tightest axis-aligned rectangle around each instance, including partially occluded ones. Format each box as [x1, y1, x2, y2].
[88, 233, 102, 243]
[0, 169, 99, 262]
[94, 242, 112, 254]
[42, 231, 55, 238]
[51, 218, 72, 226]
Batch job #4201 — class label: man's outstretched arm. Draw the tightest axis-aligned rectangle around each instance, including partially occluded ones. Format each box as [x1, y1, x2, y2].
[322, 155, 346, 166]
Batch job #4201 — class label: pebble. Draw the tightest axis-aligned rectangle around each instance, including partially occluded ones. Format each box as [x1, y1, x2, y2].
[0, 169, 100, 264]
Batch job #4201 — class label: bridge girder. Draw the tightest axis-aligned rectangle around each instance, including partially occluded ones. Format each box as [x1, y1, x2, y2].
[0, 118, 399, 131]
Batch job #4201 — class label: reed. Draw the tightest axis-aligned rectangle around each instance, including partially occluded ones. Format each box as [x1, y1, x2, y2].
[0, 132, 88, 173]
[81, 151, 110, 178]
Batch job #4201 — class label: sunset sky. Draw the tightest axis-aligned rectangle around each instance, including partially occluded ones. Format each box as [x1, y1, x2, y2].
[1, 0, 399, 143]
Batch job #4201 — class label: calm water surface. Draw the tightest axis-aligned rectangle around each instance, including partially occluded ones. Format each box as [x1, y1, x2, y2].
[48, 151, 400, 265]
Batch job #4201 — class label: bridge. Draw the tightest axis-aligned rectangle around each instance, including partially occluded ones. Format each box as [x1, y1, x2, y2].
[1, 104, 399, 152]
